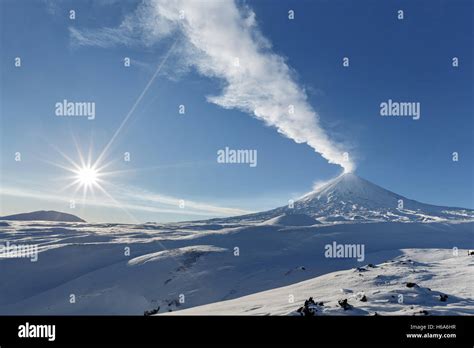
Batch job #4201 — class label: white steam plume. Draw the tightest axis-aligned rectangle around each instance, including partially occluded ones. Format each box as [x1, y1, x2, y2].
[71, 0, 355, 172]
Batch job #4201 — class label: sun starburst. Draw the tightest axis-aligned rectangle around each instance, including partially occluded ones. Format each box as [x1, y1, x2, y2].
[73, 165, 101, 189]
[43, 137, 117, 202]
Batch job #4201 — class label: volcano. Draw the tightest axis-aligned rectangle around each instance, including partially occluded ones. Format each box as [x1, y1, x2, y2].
[223, 173, 474, 224]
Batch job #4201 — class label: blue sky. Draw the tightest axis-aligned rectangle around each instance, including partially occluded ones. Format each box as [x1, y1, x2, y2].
[1, 0, 472, 223]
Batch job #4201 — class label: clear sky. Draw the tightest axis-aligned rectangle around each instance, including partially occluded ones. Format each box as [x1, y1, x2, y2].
[1, 0, 472, 223]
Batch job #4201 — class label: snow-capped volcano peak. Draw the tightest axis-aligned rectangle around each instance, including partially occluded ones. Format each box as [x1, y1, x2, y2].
[286, 172, 408, 222]
[301, 173, 402, 208]
[229, 173, 474, 224]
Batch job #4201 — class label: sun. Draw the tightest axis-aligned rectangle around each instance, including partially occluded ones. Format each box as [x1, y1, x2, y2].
[75, 166, 99, 187]
[50, 142, 108, 198]
[49, 139, 120, 201]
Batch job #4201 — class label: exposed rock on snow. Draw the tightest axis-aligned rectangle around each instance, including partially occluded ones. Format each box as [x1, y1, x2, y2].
[295, 297, 323, 316]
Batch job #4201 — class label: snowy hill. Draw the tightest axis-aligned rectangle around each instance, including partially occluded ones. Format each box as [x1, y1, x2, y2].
[262, 213, 321, 226]
[166, 249, 474, 316]
[0, 210, 86, 222]
[219, 173, 474, 223]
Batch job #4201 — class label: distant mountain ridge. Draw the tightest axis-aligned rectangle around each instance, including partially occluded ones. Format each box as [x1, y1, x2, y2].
[218, 173, 474, 224]
[0, 210, 85, 222]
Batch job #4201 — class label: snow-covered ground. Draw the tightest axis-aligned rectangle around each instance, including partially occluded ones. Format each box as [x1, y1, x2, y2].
[0, 219, 472, 315]
[166, 248, 474, 315]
